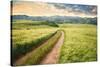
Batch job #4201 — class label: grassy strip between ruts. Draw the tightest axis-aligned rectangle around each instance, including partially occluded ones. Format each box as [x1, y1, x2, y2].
[14, 30, 62, 66]
[12, 31, 56, 63]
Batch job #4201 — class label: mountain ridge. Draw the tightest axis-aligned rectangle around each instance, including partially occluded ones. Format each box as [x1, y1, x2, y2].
[11, 15, 97, 25]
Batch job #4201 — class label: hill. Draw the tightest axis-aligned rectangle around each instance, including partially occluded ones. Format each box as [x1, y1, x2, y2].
[11, 15, 97, 25]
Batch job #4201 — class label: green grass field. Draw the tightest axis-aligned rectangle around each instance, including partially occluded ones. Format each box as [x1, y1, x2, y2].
[12, 23, 59, 62]
[12, 28, 58, 47]
[12, 22, 97, 65]
[15, 30, 62, 65]
[59, 24, 97, 63]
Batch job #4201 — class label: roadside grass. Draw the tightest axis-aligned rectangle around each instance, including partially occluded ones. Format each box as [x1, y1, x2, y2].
[12, 28, 58, 62]
[59, 24, 97, 63]
[12, 31, 56, 62]
[14, 30, 62, 66]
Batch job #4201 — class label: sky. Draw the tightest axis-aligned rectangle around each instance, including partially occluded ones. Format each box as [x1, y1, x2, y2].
[12, 1, 97, 18]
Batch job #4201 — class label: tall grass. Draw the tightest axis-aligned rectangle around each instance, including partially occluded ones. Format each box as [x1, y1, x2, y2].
[12, 32, 56, 62]
[59, 24, 97, 63]
[12, 28, 58, 62]
[14, 30, 62, 66]
[12, 29, 58, 46]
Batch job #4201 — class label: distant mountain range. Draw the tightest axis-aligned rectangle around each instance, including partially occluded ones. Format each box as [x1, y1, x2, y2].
[11, 15, 97, 25]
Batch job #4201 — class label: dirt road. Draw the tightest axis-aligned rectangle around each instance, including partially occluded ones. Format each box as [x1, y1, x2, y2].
[40, 31, 64, 64]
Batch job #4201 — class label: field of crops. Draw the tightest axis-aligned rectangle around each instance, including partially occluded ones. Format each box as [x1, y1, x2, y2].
[12, 22, 97, 65]
[15, 30, 62, 65]
[12, 29, 58, 47]
[12, 20, 59, 29]
[59, 24, 97, 63]
[12, 23, 59, 63]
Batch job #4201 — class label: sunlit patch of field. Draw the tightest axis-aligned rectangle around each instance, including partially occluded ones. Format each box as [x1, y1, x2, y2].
[59, 24, 97, 63]
[15, 30, 62, 65]
[12, 27, 58, 62]
[12, 28, 58, 47]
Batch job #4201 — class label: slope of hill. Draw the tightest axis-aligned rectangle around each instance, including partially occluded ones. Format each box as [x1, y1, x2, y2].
[11, 15, 97, 25]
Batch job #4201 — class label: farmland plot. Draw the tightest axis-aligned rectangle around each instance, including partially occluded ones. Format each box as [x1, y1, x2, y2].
[12, 23, 97, 65]
[12, 28, 58, 62]
[12, 28, 58, 47]
[59, 24, 97, 63]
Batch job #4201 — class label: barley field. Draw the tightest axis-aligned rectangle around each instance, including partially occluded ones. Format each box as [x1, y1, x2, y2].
[12, 23, 97, 65]
[59, 24, 97, 63]
[12, 23, 59, 63]
[12, 28, 58, 47]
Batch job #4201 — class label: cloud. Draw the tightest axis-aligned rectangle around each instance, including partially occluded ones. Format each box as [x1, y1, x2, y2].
[12, 1, 97, 18]
[50, 3, 97, 16]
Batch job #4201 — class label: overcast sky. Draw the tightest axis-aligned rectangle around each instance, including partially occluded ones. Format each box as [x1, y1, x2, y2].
[12, 1, 97, 18]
